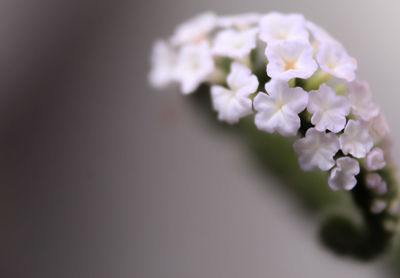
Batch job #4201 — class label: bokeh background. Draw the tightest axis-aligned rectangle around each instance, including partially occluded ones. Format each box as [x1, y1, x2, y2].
[0, 0, 399, 277]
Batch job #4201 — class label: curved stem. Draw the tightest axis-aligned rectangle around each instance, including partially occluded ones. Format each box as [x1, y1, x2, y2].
[188, 84, 399, 260]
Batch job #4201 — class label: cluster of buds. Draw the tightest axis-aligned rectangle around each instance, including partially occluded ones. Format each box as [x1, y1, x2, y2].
[149, 12, 399, 226]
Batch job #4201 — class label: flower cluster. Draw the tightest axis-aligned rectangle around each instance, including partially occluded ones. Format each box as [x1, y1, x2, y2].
[149, 12, 398, 217]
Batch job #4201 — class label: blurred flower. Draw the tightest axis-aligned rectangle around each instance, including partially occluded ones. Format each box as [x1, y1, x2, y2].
[347, 81, 380, 121]
[340, 120, 373, 158]
[149, 40, 177, 88]
[265, 39, 317, 81]
[211, 63, 258, 124]
[213, 28, 258, 59]
[175, 41, 214, 94]
[366, 173, 387, 195]
[293, 128, 340, 171]
[369, 113, 390, 141]
[366, 148, 386, 171]
[259, 12, 308, 43]
[307, 83, 350, 132]
[254, 80, 308, 136]
[328, 157, 360, 191]
[389, 200, 400, 215]
[316, 42, 357, 81]
[217, 13, 261, 30]
[371, 200, 387, 214]
[171, 12, 217, 45]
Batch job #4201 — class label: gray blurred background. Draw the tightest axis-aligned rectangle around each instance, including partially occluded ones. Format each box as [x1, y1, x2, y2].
[0, 0, 399, 277]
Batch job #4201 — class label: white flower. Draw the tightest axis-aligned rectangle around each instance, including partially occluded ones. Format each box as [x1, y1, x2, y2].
[213, 28, 258, 59]
[254, 80, 308, 136]
[211, 63, 258, 124]
[366, 173, 387, 194]
[366, 148, 386, 171]
[316, 42, 357, 81]
[346, 81, 380, 121]
[266, 39, 317, 81]
[149, 40, 177, 88]
[217, 13, 261, 30]
[293, 128, 340, 171]
[259, 12, 309, 44]
[328, 157, 360, 191]
[171, 12, 217, 45]
[307, 83, 350, 132]
[371, 200, 387, 214]
[175, 41, 214, 94]
[339, 120, 373, 158]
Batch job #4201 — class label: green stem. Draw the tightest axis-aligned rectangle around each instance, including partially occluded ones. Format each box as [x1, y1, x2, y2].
[302, 70, 332, 91]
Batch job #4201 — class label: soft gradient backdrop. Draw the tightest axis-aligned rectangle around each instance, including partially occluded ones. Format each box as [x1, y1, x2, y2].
[0, 0, 399, 277]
